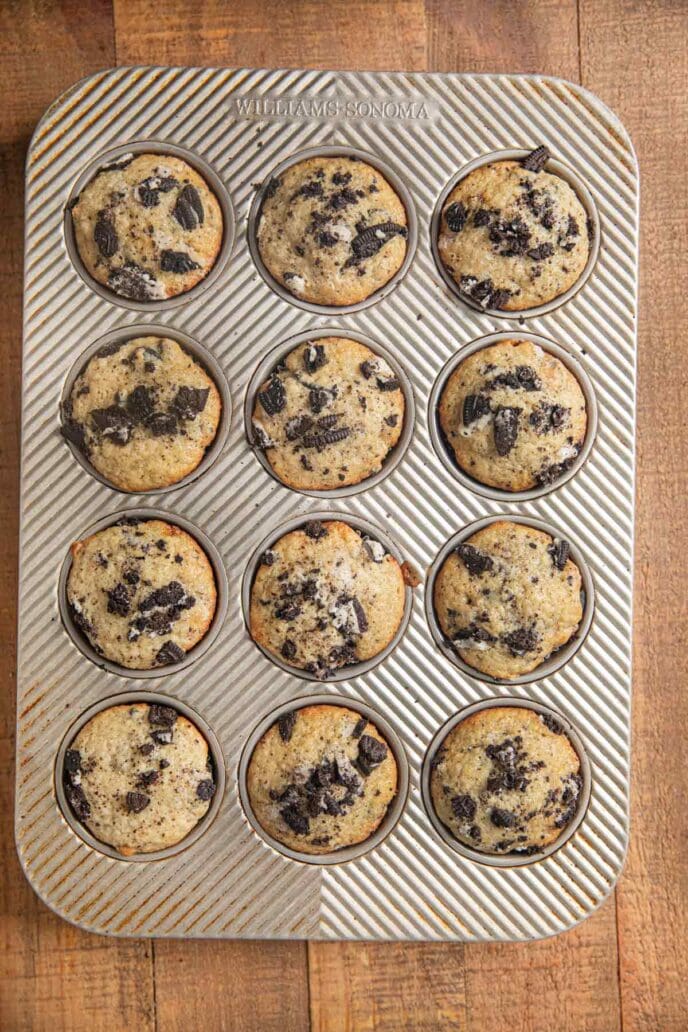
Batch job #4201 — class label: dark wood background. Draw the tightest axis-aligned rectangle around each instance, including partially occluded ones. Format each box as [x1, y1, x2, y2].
[1, 2, 686, 1029]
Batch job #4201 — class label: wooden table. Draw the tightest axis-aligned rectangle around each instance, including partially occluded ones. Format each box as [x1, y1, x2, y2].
[1, 2, 686, 1029]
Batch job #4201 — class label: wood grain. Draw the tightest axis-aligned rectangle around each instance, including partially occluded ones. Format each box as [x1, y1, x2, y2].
[0, 5, 158, 1030]
[2, 1, 685, 1030]
[580, 2, 688, 1031]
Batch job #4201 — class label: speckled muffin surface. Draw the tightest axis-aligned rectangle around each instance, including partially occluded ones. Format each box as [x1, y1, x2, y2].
[67, 518, 217, 670]
[63, 336, 222, 492]
[433, 521, 583, 679]
[249, 520, 406, 678]
[247, 704, 398, 854]
[251, 336, 405, 490]
[437, 147, 590, 311]
[70, 153, 223, 301]
[257, 156, 408, 306]
[63, 703, 216, 855]
[430, 706, 583, 855]
[439, 339, 587, 491]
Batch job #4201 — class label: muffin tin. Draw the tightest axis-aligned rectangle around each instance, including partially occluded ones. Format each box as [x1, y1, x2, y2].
[16, 67, 637, 942]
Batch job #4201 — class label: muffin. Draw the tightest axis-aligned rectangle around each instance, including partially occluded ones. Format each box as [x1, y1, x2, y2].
[249, 519, 406, 678]
[63, 702, 216, 855]
[430, 706, 583, 855]
[433, 521, 583, 679]
[438, 339, 587, 491]
[66, 518, 217, 669]
[256, 155, 408, 306]
[437, 146, 591, 311]
[70, 153, 223, 301]
[247, 704, 398, 854]
[62, 335, 222, 492]
[250, 336, 405, 490]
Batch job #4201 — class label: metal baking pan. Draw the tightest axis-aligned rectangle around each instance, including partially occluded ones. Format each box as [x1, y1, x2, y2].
[16, 66, 637, 941]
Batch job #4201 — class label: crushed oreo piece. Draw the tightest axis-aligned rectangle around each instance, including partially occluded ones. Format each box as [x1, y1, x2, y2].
[196, 779, 216, 801]
[160, 250, 200, 274]
[304, 343, 328, 373]
[451, 794, 477, 820]
[345, 221, 407, 266]
[146, 412, 178, 436]
[501, 626, 539, 655]
[458, 275, 512, 310]
[376, 375, 400, 392]
[527, 242, 554, 261]
[91, 405, 133, 445]
[463, 393, 491, 426]
[456, 542, 494, 576]
[258, 375, 286, 416]
[488, 216, 531, 257]
[356, 734, 388, 776]
[444, 201, 467, 233]
[490, 807, 517, 828]
[66, 784, 91, 820]
[486, 365, 541, 392]
[138, 175, 178, 207]
[281, 639, 297, 660]
[170, 385, 209, 421]
[94, 213, 118, 258]
[64, 749, 81, 774]
[155, 641, 185, 666]
[493, 406, 521, 456]
[548, 538, 570, 570]
[106, 583, 130, 617]
[61, 418, 88, 453]
[172, 184, 205, 230]
[148, 705, 178, 728]
[108, 261, 160, 301]
[520, 146, 550, 173]
[351, 716, 367, 739]
[278, 711, 297, 742]
[136, 769, 160, 789]
[303, 520, 327, 540]
[125, 791, 150, 814]
[529, 402, 568, 433]
[301, 427, 350, 449]
[541, 713, 564, 735]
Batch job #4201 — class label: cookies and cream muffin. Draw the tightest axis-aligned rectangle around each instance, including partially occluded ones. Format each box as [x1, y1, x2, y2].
[247, 704, 397, 854]
[433, 521, 583, 679]
[430, 706, 583, 855]
[62, 335, 222, 492]
[70, 153, 223, 301]
[67, 518, 217, 669]
[256, 155, 408, 306]
[438, 146, 591, 311]
[250, 336, 405, 490]
[249, 519, 406, 679]
[63, 702, 216, 855]
[438, 339, 587, 491]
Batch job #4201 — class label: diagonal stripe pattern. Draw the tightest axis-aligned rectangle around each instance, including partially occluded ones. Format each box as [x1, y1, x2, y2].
[16, 67, 637, 941]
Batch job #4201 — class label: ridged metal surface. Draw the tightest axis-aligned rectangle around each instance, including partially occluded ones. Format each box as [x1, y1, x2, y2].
[16, 67, 638, 941]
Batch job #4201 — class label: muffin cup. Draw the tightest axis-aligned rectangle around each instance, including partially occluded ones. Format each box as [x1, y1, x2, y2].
[64, 140, 235, 311]
[421, 696, 592, 868]
[431, 148, 601, 319]
[54, 690, 226, 862]
[428, 330, 598, 502]
[248, 145, 418, 315]
[60, 324, 232, 494]
[58, 507, 228, 679]
[424, 514, 595, 685]
[241, 510, 415, 682]
[244, 327, 415, 498]
[238, 692, 409, 865]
